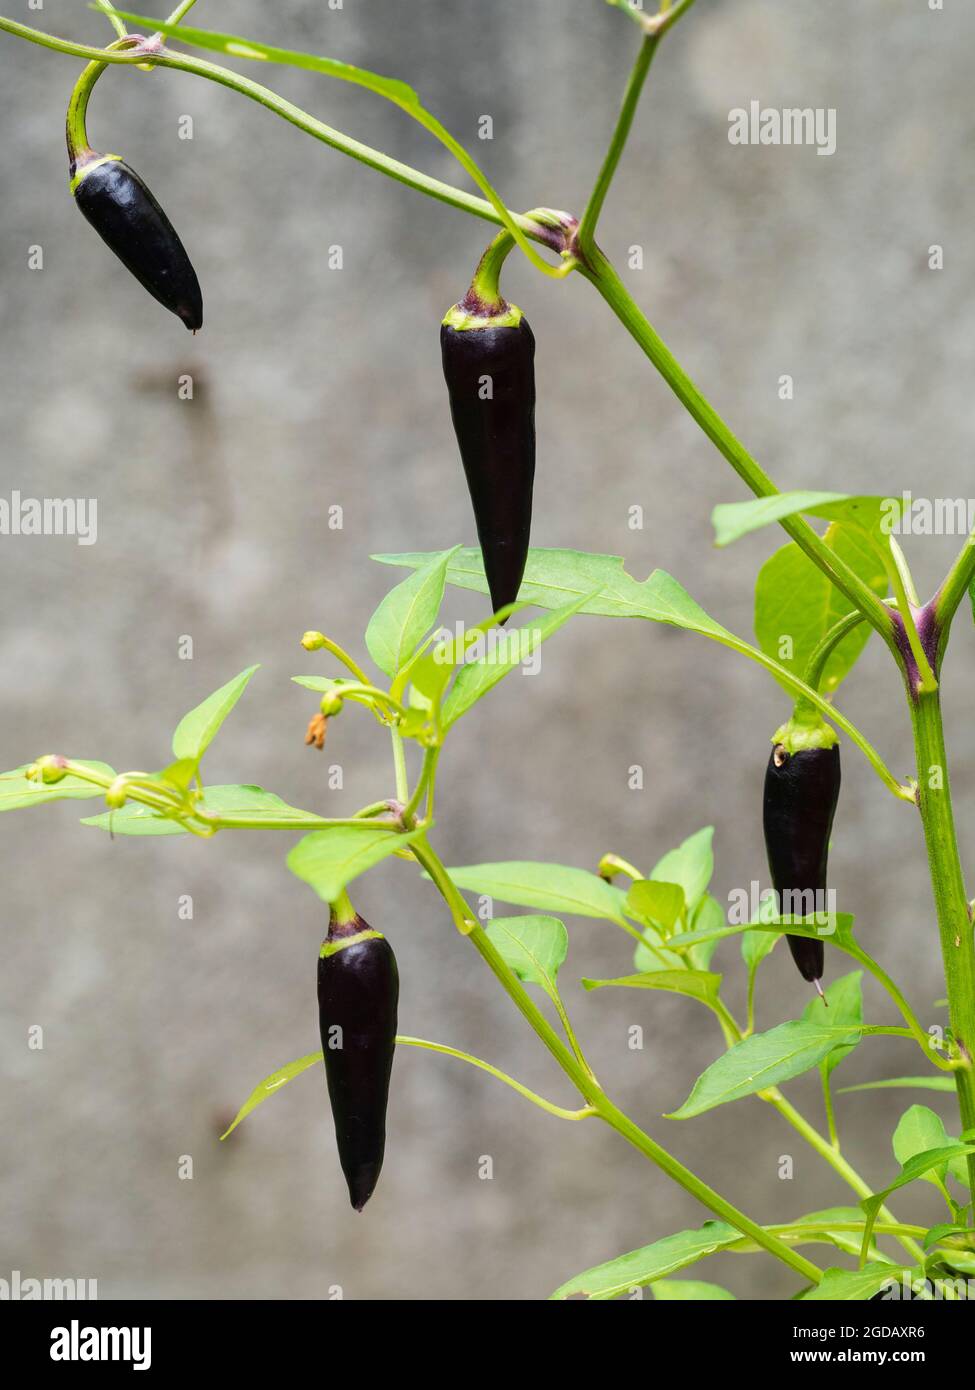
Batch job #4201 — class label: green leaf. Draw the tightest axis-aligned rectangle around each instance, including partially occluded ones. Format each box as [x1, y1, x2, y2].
[220, 1051, 323, 1139]
[779, 1207, 888, 1262]
[374, 548, 735, 637]
[0, 761, 115, 811]
[860, 1144, 975, 1259]
[113, 11, 418, 105]
[754, 525, 886, 696]
[288, 823, 426, 902]
[838, 1077, 956, 1094]
[171, 665, 259, 762]
[444, 862, 628, 923]
[803, 971, 863, 1079]
[582, 971, 722, 1009]
[651, 1280, 735, 1301]
[667, 1020, 861, 1120]
[647, 827, 714, 914]
[686, 894, 725, 971]
[669, 913, 856, 956]
[408, 608, 521, 712]
[713, 491, 848, 546]
[713, 493, 902, 548]
[801, 1265, 909, 1302]
[441, 591, 595, 728]
[550, 1221, 741, 1300]
[923, 1223, 974, 1252]
[742, 921, 779, 973]
[364, 547, 459, 678]
[82, 784, 328, 836]
[484, 916, 567, 996]
[892, 1106, 951, 1183]
[626, 880, 685, 933]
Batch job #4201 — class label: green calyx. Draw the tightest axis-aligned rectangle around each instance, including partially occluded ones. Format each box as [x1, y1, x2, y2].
[442, 300, 523, 331]
[320, 929, 384, 958]
[772, 707, 839, 754]
[69, 152, 122, 193]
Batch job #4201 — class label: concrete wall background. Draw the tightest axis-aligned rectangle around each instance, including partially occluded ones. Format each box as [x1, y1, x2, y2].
[1, 0, 973, 1300]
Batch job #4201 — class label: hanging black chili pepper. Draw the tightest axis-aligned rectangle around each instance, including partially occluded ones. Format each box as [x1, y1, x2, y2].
[763, 727, 841, 987]
[441, 230, 535, 618]
[66, 51, 202, 330]
[318, 894, 399, 1211]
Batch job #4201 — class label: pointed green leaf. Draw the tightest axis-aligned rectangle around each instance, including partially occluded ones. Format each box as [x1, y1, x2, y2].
[754, 526, 887, 696]
[113, 11, 418, 104]
[803, 971, 863, 1079]
[667, 1020, 862, 1120]
[365, 547, 459, 678]
[373, 548, 735, 637]
[713, 493, 902, 548]
[892, 1106, 951, 1183]
[583, 971, 722, 1009]
[441, 592, 595, 729]
[838, 1077, 956, 1094]
[0, 761, 115, 812]
[550, 1221, 741, 1301]
[445, 862, 628, 923]
[669, 913, 856, 956]
[801, 1265, 910, 1302]
[221, 1051, 323, 1139]
[171, 665, 259, 762]
[648, 827, 714, 913]
[288, 823, 426, 902]
[860, 1144, 975, 1260]
[685, 894, 725, 972]
[626, 880, 685, 933]
[484, 916, 568, 996]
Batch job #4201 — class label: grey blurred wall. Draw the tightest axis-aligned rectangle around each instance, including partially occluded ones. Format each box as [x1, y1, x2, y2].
[1, 0, 974, 1300]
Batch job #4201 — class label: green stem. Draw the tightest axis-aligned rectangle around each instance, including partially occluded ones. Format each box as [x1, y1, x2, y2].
[330, 887, 357, 926]
[714, 629, 910, 802]
[94, 1, 127, 39]
[413, 835, 823, 1283]
[910, 691, 975, 1197]
[882, 547, 937, 694]
[401, 746, 438, 825]
[303, 634, 371, 685]
[166, 0, 200, 22]
[466, 230, 517, 314]
[767, 1089, 926, 1263]
[822, 1068, 839, 1150]
[577, 35, 659, 257]
[580, 247, 896, 647]
[0, 18, 566, 252]
[397, 1037, 595, 1122]
[391, 728, 409, 805]
[802, 609, 866, 694]
[933, 533, 975, 654]
[889, 537, 921, 607]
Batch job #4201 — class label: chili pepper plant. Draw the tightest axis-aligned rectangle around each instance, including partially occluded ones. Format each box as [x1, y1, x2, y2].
[3, 0, 975, 1302]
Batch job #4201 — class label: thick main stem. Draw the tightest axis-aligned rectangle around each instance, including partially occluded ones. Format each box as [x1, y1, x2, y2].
[580, 248, 896, 647]
[911, 691, 975, 1198]
[411, 838, 822, 1283]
